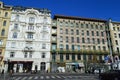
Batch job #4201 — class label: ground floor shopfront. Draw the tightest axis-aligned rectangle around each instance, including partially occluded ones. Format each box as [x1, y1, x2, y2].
[51, 62, 84, 73]
[4, 60, 50, 73]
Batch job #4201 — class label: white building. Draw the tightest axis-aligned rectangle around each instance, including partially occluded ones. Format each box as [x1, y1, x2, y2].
[4, 6, 51, 73]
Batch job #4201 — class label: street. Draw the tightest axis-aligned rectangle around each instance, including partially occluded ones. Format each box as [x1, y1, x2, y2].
[0, 73, 99, 80]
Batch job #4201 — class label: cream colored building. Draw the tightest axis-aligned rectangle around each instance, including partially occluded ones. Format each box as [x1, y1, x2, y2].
[108, 19, 120, 61]
[0, 1, 12, 72]
[51, 15, 109, 73]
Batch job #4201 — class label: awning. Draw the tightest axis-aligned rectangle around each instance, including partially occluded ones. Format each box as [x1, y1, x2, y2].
[66, 62, 84, 67]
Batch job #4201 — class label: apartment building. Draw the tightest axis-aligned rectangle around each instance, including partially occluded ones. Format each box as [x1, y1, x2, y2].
[4, 6, 51, 73]
[51, 15, 109, 72]
[108, 19, 120, 62]
[0, 2, 12, 72]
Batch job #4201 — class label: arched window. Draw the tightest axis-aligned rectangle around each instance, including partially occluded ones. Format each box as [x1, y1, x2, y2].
[1, 29, 5, 36]
[12, 32, 18, 38]
[3, 20, 6, 26]
[16, 14, 19, 20]
[5, 12, 8, 17]
[29, 17, 35, 23]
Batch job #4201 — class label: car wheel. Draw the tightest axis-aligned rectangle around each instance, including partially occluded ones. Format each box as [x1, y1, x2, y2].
[114, 77, 118, 80]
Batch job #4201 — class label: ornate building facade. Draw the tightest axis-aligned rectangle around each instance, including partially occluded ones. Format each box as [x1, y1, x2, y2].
[51, 15, 109, 73]
[0, 1, 12, 72]
[4, 6, 51, 73]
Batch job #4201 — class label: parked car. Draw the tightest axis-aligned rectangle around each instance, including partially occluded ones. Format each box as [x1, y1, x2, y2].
[99, 70, 120, 80]
[94, 68, 105, 74]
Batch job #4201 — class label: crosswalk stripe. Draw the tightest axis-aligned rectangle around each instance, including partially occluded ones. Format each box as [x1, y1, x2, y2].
[22, 77, 27, 80]
[51, 76, 55, 78]
[28, 76, 33, 79]
[62, 76, 66, 78]
[69, 76, 72, 78]
[34, 76, 39, 79]
[46, 76, 50, 79]
[15, 77, 22, 80]
[40, 76, 44, 79]
[56, 75, 61, 78]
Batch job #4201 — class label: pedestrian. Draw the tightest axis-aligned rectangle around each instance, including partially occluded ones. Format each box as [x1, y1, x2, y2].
[1, 69, 4, 75]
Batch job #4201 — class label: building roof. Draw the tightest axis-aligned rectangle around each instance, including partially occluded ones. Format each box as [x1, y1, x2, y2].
[13, 6, 51, 13]
[53, 14, 107, 22]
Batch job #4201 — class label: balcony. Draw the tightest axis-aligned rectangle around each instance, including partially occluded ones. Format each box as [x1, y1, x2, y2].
[52, 29, 57, 35]
[51, 37, 57, 43]
[41, 28, 48, 33]
[25, 38, 34, 42]
[28, 21, 34, 24]
[26, 29, 35, 33]
[23, 47, 34, 52]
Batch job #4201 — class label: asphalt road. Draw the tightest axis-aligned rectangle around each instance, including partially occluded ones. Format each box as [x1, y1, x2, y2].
[0, 73, 99, 80]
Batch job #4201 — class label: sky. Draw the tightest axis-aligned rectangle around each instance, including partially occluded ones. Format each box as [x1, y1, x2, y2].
[1, 0, 120, 21]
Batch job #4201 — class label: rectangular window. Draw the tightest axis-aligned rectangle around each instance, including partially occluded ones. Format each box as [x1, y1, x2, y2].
[114, 33, 117, 38]
[77, 37, 79, 43]
[42, 53, 45, 58]
[14, 24, 18, 29]
[28, 25, 34, 30]
[93, 46, 96, 50]
[52, 53, 56, 61]
[3, 20, 6, 26]
[60, 44, 63, 50]
[29, 52, 32, 58]
[66, 44, 69, 50]
[97, 39, 100, 44]
[115, 40, 118, 45]
[66, 54, 69, 60]
[101, 32, 104, 37]
[82, 30, 84, 35]
[71, 29, 74, 35]
[52, 44, 56, 50]
[96, 31, 99, 36]
[71, 37, 74, 42]
[77, 54, 81, 60]
[27, 33, 33, 39]
[87, 31, 89, 36]
[102, 39, 105, 44]
[82, 38, 85, 43]
[103, 46, 106, 51]
[76, 30, 79, 35]
[98, 46, 101, 50]
[66, 36, 69, 42]
[92, 31, 94, 36]
[117, 47, 119, 53]
[24, 52, 27, 58]
[42, 43, 46, 49]
[10, 52, 15, 58]
[72, 45, 74, 50]
[77, 45, 80, 50]
[66, 29, 68, 34]
[92, 38, 95, 44]
[72, 54, 75, 61]
[60, 54, 63, 61]
[87, 38, 90, 43]
[81, 23, 83, 28]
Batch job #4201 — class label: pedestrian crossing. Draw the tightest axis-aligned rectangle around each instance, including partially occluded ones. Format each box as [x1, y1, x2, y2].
[10, 75, 98, 80]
